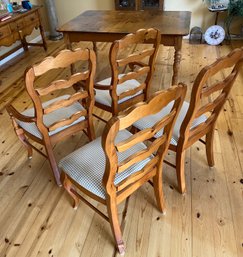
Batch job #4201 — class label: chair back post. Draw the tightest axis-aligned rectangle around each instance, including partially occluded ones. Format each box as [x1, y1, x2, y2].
[109, 42, 120, 115]
[102, 118, 120, 195]
[178, 48, 243, 149]
[102, 85, 186, 201]
[25, 67, 50, 140]
[81, 50, 96, 105]
[162, 84, 187, 152]
[83, 50, 96, 136]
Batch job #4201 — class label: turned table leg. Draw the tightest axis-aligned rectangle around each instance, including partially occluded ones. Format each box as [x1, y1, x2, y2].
[172, 37, 182, 85]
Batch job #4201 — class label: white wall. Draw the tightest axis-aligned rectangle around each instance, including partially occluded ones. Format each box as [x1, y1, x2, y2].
[54, 0, 114, 26]
[164, 0, 239, 32]
[165, 1, 213, 31]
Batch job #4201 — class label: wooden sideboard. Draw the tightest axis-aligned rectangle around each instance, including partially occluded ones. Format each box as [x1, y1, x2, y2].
[0, 6, 47, 60]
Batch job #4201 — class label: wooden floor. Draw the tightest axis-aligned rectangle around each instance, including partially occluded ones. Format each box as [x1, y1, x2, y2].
[0, 39, 243, 257]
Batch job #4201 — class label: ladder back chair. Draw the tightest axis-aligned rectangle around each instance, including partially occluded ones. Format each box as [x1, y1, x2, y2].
[133, 48, 243, 193]
[94, 28, 161, 120]
[59, 85, 186, 255]
[6, 48, 96, 186]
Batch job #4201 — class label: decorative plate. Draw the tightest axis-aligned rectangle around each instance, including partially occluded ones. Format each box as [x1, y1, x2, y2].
[204, 25, 225, 45]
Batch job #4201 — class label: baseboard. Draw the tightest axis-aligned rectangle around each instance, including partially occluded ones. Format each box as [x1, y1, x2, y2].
[0, 33, 49, 67]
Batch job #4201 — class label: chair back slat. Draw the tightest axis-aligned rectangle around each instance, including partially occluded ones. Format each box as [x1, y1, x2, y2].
[203, 49, 243, 79]
[179, 48, 243, 147]
[117, 49, 155, 67]
[116, 110, 176, 152]
[44, 91, 89, 115]
[117, 28, 160, 48]
[117, 66, 150, 84]
[36, 71, 90, 96]
[187, 114, 216, 147]
[118, 83, 146, 101]
[117, 135, 167, 173]
[118, 87, 183, 130]
[102, 85, 186, 197]
[151, 110, 177, 135]
[115, 128, 152, 152]
[194, 92, 226, 119]
[116, 156, 159, 191]
[201, 72, 236, 98]
[33, 49, 90, 76]
[48, 110, 87, 132]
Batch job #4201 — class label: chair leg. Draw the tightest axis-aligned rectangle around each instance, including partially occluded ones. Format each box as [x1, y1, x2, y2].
[176, 150, 186, 194]
[44, 145, 62, 186]
[16, 128, 33, 159]
[106, 197, 125, 255]
[206, 130, 215, 167]
[87, 122, 95, 141]
[61, 173, 80, 209]
[153, 170, 166, 213]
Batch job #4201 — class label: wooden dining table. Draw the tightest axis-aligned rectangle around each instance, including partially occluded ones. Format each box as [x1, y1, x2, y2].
[58, 10, 191, 85]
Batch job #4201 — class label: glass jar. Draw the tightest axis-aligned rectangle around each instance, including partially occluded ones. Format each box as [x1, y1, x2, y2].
[205, 0, 229, 11]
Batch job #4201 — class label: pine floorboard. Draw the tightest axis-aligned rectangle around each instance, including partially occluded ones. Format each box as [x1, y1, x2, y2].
[0, 39, 242, 257]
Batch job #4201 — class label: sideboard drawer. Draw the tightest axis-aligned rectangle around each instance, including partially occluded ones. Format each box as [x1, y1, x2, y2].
[0, 25, 11, 39]
[9, 19, 25, 32]
[0, 25, 14, 46]
[24, 11, 39, 26]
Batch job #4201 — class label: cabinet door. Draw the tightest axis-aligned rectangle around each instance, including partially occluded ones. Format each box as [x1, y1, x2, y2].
[115, 0, 136, 10]
[141, 0, 163, 10]
[115, 0, 163, 10]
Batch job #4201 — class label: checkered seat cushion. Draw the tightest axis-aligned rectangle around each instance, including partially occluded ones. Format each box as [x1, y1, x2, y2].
[134, 101, 208, 146]
[95, 74, 142, 107]
[59, 129, 152, 199]
[17, 95, 85, 139]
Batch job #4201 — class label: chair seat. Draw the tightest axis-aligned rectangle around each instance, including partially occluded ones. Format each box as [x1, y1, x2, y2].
[134, 101, 208, 145]
[95, 75, 142, 107]
[59, 129, 152, 199]
[17, 95, 85, 139]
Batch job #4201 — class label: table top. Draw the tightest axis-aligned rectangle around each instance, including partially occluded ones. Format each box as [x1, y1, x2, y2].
[58, 10, 191, 36]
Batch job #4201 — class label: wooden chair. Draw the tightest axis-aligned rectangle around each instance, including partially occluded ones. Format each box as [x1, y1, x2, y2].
[59, 85, 186, 254]
[133, 48, 243, 194]
[94, 28, 160, 120]
[6, 48, 96, 186]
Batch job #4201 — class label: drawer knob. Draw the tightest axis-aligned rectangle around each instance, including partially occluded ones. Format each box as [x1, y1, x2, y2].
[31, 17, 35, 21]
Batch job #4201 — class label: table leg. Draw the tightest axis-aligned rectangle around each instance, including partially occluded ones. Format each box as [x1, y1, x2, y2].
[172, 37, 182, 85]
[92, 42, 97, 53]
[92, 41, 98, 65]
[64, 35, 72, 53]
[215, 12, 219, 25]
[19, 30, 28, 51]
[64, 34, 76, 74]
[64, 34, 86, 91]
[39, 24, 47, 51]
